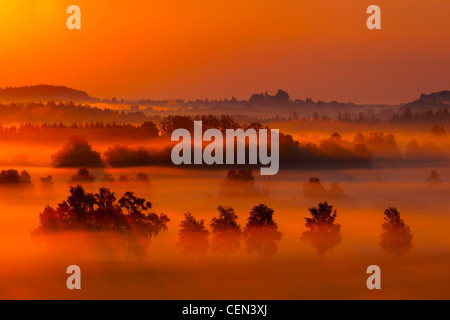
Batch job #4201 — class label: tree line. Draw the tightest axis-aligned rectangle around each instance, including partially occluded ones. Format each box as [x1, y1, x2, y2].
[33, 186, 413, 258]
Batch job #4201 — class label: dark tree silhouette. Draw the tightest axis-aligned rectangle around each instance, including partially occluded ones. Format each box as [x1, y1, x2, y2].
[40, 175, 54, 186]
[431, 125, 446, 137]
[159, 115, 194, 136]
[67, 185, 97, 228]
[51, 136, 105, 167]
[327, 183, 347, 200]
[303, 177, 326, 200]
[177, 213, 210, 257]
[210, 206, 242, 256]
[380, 207, 413, 256]
[244, 204, 282, 259]
[69, 168, 96, 183]
[118, 191, 169, 257]
[301, 201, 342, 255]
[118, 191, 168, 237]
[101, 174, 115, 182]
[427, 170, 441, 184]
[94, 187, 124, 230]
[135, 172, 149, 181]
[104, 145, 153, 167]
[303, 178, 349, 202]
[0, 169, 32, 184]
[226, 169, 255, 182]
[219, 169, 265, 197]
[20, 170, 32, 184]
[33, 186, 170, 257]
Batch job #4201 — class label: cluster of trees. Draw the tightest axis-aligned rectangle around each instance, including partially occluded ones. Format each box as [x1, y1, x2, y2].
[404, 139, 447, 162]
[0, 168, 152, 189]
[2, 85, 449, 124]
[34, 185, 414, 258]
[0, 85, 95, 103]
[392, 107, 450, 124]
[0, 121, 161, 143]
[52, 137, 105, 167]
[427, 170, 441, 184]
[49, 137, 166, 168]
[33, 186, 170, 257]
[159, 115, 251, 136]
[68, 168, 149, 183]
[430, 125, 447, 137]
[218, 169, 269, 198]
[303, 177, 349, 202]
[312, 131, 448, 164]
[34, 125, 445, 174]
[300, 202, 413, 256]
[177, 204, 282, 259]
[0, 101, 153, 125]
[0, 169, 31, 184]
[301, 202, 342, 255]
[4, 113, 446, 169]
[49, 122, 375, 170]
[282, 106, 450, 125]
[379, 207, 414, 256]
[102, 145, 171, 168]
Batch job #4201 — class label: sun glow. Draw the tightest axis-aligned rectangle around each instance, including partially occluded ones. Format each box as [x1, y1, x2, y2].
[36, 0, 60, 19]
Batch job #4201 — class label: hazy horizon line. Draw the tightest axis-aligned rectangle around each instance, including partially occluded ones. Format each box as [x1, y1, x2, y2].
[1, 83, 449, 106]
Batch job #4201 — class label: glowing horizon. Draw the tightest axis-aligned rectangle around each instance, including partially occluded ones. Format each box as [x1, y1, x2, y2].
[0, 0, 449, 104]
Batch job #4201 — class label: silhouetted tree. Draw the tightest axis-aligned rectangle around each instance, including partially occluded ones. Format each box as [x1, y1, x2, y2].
[51, 136, 105, 167]
[327, 182, 350, 202]
[380, 207, 413, 256]
[101, 174, 115, 182]
[431, 125, 446, 137]
[94, 187, 124, 231]
[159, 115, 194, 136]
[0, 169, 32, 184]
[328, 183, 344, 197]
[303, 177, 326, 200]
[303, 178, 350, 202]
[226, 169, 254, 182]
[301, 202, 342, 255]
[69, 168, 96, 183]
[427, 170, 441, 184]
[244, 204, 282, 259]
[219, 169, 264, 197]
[177, 213, 210, 257]
[210, 206, 242, 256]
[135, 172, 149, 181]
[118, 191, 169, 257]
[39, 175, 54, 186]
[353, 144, 372, 161]
[20, 170, 32, 184]
[118, 191, 167, 236]
[67, 185, 97, 228]
[104, 145, 153, 167]
[33, 186, 170, 257]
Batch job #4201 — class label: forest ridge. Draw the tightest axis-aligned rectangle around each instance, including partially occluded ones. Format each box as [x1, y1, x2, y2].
[0, 85, 449, 122]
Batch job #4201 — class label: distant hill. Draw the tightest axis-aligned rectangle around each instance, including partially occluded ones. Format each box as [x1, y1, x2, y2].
[398, 90, 450, 115]
[419, 91, 450, 103]
[0, 85, 98, 103]
[249, 89, 290, 106]
[0, 85, 448, 122]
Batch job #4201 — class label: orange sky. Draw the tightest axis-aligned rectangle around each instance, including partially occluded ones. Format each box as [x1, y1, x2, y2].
[0, 0, 449, 104]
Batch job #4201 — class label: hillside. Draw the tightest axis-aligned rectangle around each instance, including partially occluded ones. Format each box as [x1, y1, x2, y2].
[0, 85, 98, 103]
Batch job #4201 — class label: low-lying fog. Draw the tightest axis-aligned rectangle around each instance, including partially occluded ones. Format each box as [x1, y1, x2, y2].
[0, 164, 449, 299]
